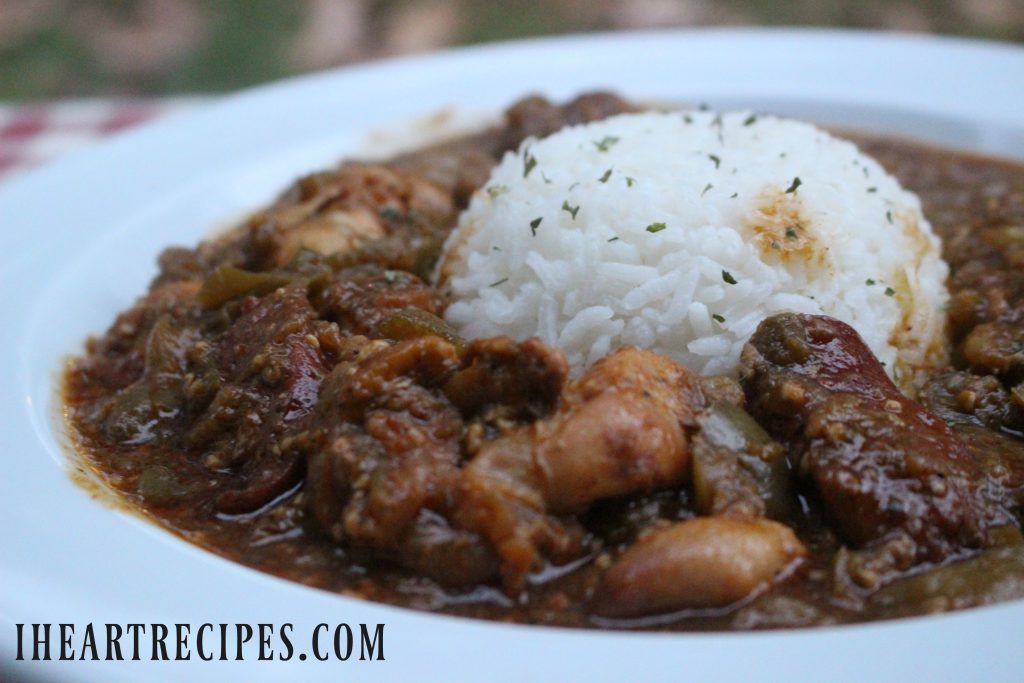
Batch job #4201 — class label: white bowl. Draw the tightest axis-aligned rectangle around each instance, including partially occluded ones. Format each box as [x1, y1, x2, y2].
[1, 28, 1023, 683]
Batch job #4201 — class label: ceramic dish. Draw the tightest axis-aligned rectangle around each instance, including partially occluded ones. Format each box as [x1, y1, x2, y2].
[2, 28, 1023, 683]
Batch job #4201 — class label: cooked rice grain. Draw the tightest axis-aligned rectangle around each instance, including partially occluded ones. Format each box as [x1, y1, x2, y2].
[437, 111, 948, 386]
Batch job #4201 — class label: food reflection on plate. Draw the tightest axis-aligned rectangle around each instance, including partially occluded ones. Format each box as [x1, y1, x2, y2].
[63, 92, 1024, 630]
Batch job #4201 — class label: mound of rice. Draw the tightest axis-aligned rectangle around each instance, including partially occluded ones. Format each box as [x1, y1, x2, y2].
[436, 110, 948, 386]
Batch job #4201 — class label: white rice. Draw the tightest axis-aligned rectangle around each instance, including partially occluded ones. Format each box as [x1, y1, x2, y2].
[436, 110, 949, 386]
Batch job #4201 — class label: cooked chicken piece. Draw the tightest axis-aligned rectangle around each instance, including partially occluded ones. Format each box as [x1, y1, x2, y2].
[454, 346, 703, 592]
[246, 164, 456, 270]
[301, 336, 503, 582]
[444, 336, 569, 423]
[590, 389, 804, 619]
[303, 336, 460, 535]
[187, 163, 456, 275]
[153, 93, 636, 283]
[591, 517, 807, 618]
[388, 137, 499, 209]
[394, 509, 499, 586]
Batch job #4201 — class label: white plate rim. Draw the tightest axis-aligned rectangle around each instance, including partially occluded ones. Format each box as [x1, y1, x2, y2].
[1, 27, 1023, 683]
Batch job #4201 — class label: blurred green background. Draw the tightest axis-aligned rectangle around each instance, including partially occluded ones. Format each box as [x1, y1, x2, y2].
[1, 0, 1021, 101]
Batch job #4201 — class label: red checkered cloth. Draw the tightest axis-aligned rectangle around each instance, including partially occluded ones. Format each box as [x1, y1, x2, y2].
[0, 98, 205, 181]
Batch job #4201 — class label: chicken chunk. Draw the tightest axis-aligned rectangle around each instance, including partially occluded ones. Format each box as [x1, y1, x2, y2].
[592, 517, 806, 618]
[444, 336, 569, 422]
[454, 346, 704, 592]
[300, 336, 502, 582]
